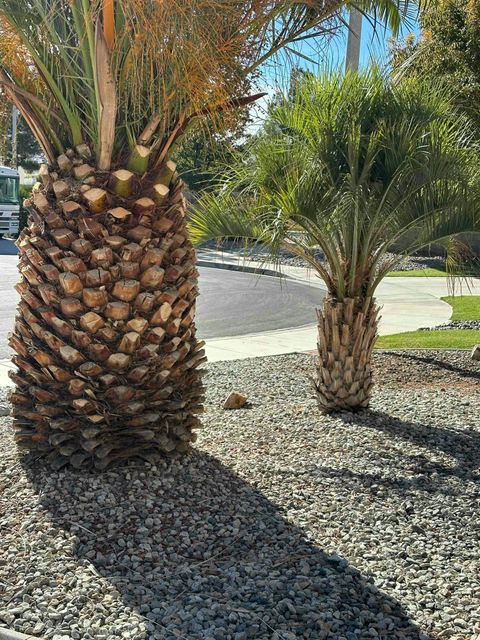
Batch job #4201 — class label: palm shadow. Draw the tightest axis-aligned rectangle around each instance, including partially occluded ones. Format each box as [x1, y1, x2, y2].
[385, 351, 480, 382]
[19, 450, 431, 640]
[330, 409, 480, 493]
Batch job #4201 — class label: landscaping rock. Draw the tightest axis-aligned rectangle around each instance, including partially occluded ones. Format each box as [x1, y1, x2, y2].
[201, 240, 446, 272]
[471, 344, 480, 361]
[421, 320, 480, 331]
[223, 391, 248, 410]
[0, 350, 478, 639]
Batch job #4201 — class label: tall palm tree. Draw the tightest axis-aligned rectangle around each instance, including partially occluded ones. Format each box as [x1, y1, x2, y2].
[0, 1, 423, 469]
[189, 70, 480, 413]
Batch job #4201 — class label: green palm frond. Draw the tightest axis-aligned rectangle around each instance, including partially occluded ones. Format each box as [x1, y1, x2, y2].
[189, 68, 480, 299]
[0, 0, 427, 172]
[352, 0, 429, 32]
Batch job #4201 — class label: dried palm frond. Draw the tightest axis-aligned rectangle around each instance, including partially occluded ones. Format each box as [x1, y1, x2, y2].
[0, 0, 424, 172]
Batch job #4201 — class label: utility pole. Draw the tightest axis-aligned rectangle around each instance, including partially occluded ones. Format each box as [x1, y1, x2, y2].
[11, 105, 18, 168]
[345, 7, 363, 71]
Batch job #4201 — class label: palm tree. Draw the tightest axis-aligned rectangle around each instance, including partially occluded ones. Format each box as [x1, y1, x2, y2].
[0, 1, 424, 469]
[189, 70, 480, 413]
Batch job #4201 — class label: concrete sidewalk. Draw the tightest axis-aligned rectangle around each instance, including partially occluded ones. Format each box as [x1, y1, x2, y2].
[0, 249, 478, 382]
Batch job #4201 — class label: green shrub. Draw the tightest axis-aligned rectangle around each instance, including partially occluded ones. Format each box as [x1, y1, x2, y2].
[19, 184, 33, 200]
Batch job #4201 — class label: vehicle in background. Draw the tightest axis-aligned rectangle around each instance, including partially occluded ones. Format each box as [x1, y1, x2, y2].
[0, 165, 20, 238]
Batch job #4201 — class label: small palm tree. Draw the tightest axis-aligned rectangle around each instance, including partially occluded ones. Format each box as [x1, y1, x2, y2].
[189, 70, 480, 412]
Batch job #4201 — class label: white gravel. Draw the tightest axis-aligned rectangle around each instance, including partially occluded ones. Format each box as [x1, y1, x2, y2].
[420, 320, 480, 331]
[0, 351, 479, 640]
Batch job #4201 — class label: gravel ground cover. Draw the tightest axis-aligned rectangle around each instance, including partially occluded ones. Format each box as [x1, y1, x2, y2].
[420, 320, 480, 331]
[201, 241, 446, 272]
[0, 350, 479, 640]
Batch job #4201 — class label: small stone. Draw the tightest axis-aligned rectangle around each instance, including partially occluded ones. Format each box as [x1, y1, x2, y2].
[0, 612, 15, 625]
[0, 404, 10, 417]
[223, 391, 248, 410]
[328, 553, 343, 563]
[471, 344, 480, 361]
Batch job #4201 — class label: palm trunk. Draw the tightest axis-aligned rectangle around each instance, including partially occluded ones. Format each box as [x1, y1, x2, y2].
[9, 148, 206, 469]
[315, 296, 380, 412]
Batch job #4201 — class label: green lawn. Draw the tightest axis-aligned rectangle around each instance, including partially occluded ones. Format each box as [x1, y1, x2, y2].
[376, 329, 479, 349]
[442, 295, 480, 321]
[386, 268, 446, 277]
[375, 295, 480, 349]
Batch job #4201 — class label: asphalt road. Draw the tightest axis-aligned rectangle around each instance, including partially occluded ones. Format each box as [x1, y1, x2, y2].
[196, 266, 323, 338]
[0, 240, 323, 359]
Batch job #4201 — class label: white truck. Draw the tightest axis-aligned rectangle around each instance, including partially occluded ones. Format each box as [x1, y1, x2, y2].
[0, 165, 20, 238]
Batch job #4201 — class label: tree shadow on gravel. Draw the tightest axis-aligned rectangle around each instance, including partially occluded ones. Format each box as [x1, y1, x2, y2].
[333, 410, 480, 491]
[21, 450, 431, 640]
[388, 352, 480, 382]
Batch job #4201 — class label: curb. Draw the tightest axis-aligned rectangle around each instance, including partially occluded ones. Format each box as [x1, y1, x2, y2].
[197, 259, 286, 279]
[0, 629, 41, 640]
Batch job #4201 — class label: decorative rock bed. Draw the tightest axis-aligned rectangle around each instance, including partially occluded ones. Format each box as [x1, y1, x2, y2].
[0, 350, 479, 640]
[420, 320, 480, 331]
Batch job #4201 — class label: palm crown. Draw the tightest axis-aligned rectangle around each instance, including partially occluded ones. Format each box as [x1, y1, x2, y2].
[0, 1, 425, 173]
[189, 70, 480, 298]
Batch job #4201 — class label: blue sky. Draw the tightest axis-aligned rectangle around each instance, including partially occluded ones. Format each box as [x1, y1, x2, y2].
[294, 14, 421, 72]
[250, 14, 421, 127]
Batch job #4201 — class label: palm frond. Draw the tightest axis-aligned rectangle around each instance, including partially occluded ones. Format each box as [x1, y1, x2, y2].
[0, 1, 428, 172]
[190, 68, 480, 299]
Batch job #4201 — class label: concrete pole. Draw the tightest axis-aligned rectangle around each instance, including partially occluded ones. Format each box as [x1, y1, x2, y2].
[345, 8, 363, 71]
[11, 105, 18, 168]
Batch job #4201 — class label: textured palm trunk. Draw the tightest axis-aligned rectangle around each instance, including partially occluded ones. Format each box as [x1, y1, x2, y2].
[315, 296, 380, 412]
[9, 147, 206, 469]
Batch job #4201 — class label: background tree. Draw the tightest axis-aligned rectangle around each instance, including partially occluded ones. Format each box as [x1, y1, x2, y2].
[0, 96, 42, 169]
[189, 70, 480, 412]
[176, 118, 251, 194]
[5, 115, 42, 171]
[391, 0, 480, 136]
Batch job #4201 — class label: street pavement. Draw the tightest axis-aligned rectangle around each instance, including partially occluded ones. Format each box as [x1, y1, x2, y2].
[197, 247, 480, 361]
[196, 267, 324, 338]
